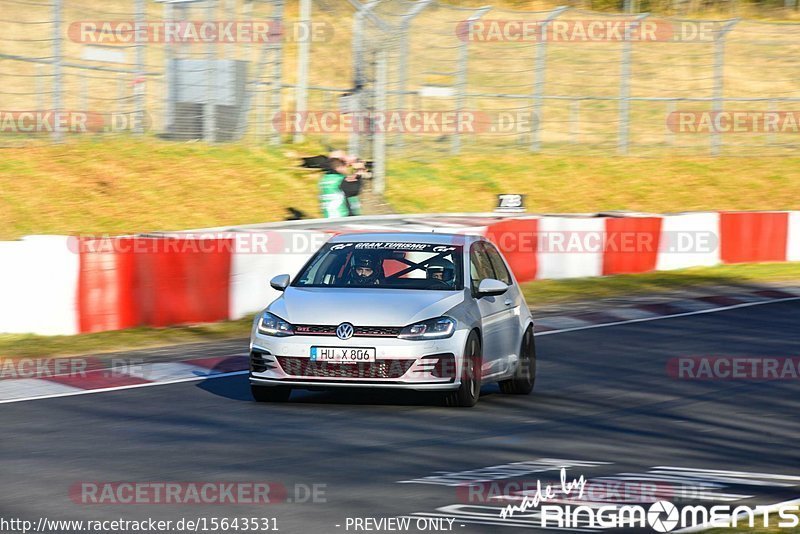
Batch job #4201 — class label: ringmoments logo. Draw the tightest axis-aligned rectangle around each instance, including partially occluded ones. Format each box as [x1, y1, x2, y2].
[537, 501, 800, 531]
[499, 468, 800, 531]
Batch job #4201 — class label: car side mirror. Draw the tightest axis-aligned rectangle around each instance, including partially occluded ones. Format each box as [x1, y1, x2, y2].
[477, 278, 508, 297]
[270, 274, 291, 291]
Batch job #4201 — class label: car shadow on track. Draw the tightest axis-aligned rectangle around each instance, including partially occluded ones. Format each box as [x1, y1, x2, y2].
[195, 369, 507, 408]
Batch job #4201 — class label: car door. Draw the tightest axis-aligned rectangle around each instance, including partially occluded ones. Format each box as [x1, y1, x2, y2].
[469, 242, 512, 379]
[483, 241, 524, 364]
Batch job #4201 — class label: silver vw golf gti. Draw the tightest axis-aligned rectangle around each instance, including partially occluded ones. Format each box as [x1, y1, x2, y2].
[249, 232, 536, 407]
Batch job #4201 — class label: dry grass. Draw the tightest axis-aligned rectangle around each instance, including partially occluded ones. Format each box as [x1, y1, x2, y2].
[0, 138, 322, 239]
[1, 137, 799, 239]
[385, 149, 800, 214]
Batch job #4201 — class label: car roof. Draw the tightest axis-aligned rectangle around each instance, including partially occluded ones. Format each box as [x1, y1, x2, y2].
[327, 231, 483, 246]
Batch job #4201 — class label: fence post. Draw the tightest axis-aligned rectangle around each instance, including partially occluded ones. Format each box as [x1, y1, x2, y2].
[81, 76, 88, 114]
[531, 7, 566, 153]
[348, 0, 383, 157]
[268, 0, 285, 146]
[711, 19, 738, 156]
[225, 0, 236, 60]
[51, 0, 63, 143]
[134, 0, 146, 135]
[395, 0, 432, 151]
[618, 13, 648, 156]
[452, 7, 489, 155]
[204, 0, 217, 143]
[666, 99, 676, 146]
[36, 64, 44, 113]
[117, 73, 125, 122]
[569, 99, 580, 144]
[163, 1, 174, 135]
[372, 48, 387, 196]
[768, 99, 777, 146]
[293, 0, 311, 144]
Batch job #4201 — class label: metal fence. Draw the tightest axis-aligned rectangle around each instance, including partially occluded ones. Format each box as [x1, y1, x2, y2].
[2, 0, 800, 170]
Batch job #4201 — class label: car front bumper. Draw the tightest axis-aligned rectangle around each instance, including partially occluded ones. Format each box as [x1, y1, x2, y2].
[248, 329, 468, 391]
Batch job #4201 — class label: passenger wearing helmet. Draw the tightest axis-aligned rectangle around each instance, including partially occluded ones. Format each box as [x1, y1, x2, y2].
[426, 257, 455, 287]
[348, 255, 381, 286]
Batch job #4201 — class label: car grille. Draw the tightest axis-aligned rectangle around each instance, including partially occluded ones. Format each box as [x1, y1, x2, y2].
[276, 357, 415, 379]
[294, 325, 401, 337]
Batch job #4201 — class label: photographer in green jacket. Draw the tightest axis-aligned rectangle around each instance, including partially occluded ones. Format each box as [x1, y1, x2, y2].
[319, 158, 362, 218]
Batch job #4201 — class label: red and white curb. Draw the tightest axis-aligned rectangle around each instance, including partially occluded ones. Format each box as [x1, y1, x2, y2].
[0, 355, 248, 405]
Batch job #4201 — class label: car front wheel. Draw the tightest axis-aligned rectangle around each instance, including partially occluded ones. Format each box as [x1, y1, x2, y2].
[444, 331, 482, 407]
[499, 325, 536, 395]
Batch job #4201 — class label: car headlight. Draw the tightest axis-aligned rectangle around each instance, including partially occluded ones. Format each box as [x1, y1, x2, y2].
[257, 311, 294, 337]
[398, 316, 456, 340]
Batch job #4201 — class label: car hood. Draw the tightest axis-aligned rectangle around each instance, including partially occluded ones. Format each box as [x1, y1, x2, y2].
[267, 287, 466, 326]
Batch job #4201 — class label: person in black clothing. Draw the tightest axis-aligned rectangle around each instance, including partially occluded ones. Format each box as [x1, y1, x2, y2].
[340, 161, 364, 216]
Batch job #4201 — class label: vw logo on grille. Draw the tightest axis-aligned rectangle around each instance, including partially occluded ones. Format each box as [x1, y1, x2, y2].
[336, 322, 354, 340]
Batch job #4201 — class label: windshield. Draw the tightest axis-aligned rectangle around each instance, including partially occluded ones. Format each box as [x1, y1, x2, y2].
[292, 242, 464, 290]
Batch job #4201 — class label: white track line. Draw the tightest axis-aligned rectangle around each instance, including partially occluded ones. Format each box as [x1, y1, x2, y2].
[534, 296, 800, 336]
[0, 371, 249, 405]
[1, 296, 798, 405]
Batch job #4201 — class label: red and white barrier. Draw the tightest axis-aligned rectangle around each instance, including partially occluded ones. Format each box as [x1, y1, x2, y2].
[78, 236, 232, 333]
[229, 231, 328, 320]
[485, 218, 539, 282]
[0, 236, 79, 335]
[536, 217, 605, 279]
[0, 211, 798, 336]
[789, 211, 800, 262]
[656, 212, 721, 271]
[720, 211, 789, 264]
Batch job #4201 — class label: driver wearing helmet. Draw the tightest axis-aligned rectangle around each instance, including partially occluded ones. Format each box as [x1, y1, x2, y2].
[426, 257, 455, 287]
[348, 255, 381, 286]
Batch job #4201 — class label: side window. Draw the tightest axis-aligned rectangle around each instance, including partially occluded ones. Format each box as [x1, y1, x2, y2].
[469, 243, 495, 293]
[484, 242, 512, 285]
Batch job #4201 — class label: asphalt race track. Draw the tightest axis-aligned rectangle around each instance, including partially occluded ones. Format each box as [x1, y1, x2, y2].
[1, 301, 799, 533]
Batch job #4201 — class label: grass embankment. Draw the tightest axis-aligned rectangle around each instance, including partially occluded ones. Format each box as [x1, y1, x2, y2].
[2, 137, 800, 240]
[0, 263, 797, 359]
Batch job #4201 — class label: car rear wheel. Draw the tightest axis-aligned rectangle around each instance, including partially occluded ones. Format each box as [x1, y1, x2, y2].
[444, 331, 482, 408]
[251, 385, 292, 402]
[499, 325, 536, 395]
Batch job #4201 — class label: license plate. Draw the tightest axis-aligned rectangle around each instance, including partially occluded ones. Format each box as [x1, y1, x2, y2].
[310, 346, 376, 364]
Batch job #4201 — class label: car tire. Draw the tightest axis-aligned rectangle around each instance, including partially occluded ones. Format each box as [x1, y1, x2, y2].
[251, 385, 292, 402]
[499, 325, 536, 395]
[444, 331, 482, 408]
